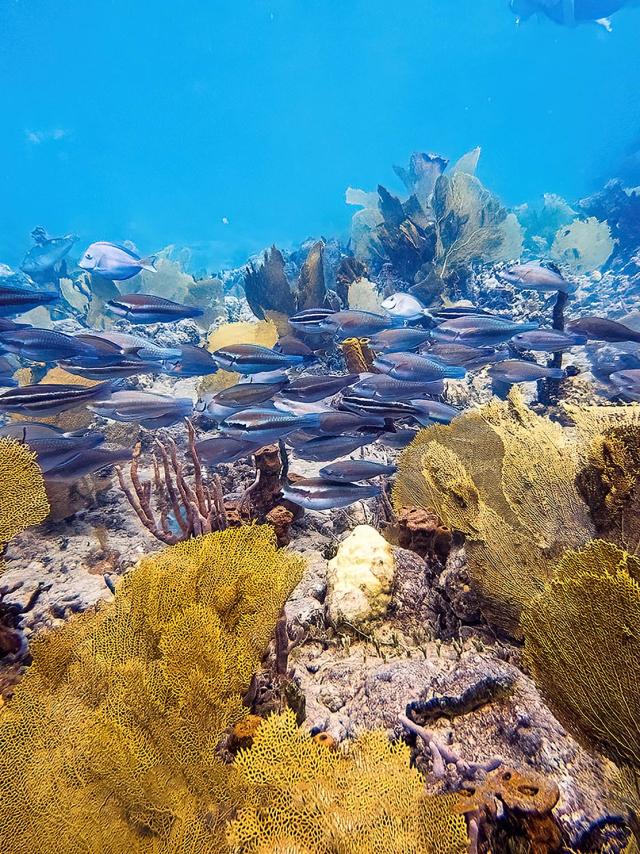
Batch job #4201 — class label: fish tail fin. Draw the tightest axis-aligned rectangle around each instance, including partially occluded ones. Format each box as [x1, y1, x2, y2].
[444, 366, 466, 380]
[140, 256, 157, 273]
[521, 323, 539, 333]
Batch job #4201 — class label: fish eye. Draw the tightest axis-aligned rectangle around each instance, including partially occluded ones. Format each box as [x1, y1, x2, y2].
[85, 253, 93, 260]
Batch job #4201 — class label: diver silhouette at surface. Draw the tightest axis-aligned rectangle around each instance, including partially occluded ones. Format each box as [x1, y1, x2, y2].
[510, 0, 637, 28]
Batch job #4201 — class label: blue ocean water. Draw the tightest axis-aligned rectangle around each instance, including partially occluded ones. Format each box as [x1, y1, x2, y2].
[2, 0, 639, 272]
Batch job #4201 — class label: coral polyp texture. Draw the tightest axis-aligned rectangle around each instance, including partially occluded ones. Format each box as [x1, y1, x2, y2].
[392, 389, 594, 637]
[0, 525, 303, 854]
[227, 708, 469, 854]
[522, 540, 640, 774]
[0, 436, 49, 547]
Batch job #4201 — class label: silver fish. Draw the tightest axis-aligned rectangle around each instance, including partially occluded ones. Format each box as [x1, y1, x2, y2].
[432, 316, 538, 347]
[195, 435, 263, 466]
[0, 380, 118, 416]
[0, 328, 102, 363]
[78, 241, 157, 280]
[316, 410, 387, 433]
[566, 316, 640, 344]
[288, 307, 336, 335]
[219, 407, 321, 443]
[319, 460, 397, 482]
[377, 428, 418, 449]
[499, 262, 572, 293]
[89, 391, 193, 426]
[340, 393, 459, 425]
[106, 293, 204, 324]
[211, 344, 303, 374]
[380, 293, 428, 321]
[350, 373, 444, 401]
[0, 422, 87, 440]
[609, 369, 640, 400]
[0, 267, 59, 317]
[281, 477, 380, 510]
[77, 331, 181, 362]
[211, 380, 288, 408]
[292, 433, 379, 462]
[368, 327, 432, 353]
[44, 447, 132, 481]
[160, 345, 218, 377]
[274, 335, 316, 361]
[319, 310, 400, 338]
[21, 230, 78, 275]
[511, 329, 587, 352]
[373, 352, 466, 381]
[426, 342, 504, 369]
[60, 357, 163, 379]
[488, 359, 565, 383]
[280, 374, 358, 403]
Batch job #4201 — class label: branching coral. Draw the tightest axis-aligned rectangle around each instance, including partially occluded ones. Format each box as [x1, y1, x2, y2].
[392, 389, 594, 637]
[116, 420, 228, 544]
[0, 526, 304, 854]
[0, 436, 49, 547]
[227, 708, 469, 854]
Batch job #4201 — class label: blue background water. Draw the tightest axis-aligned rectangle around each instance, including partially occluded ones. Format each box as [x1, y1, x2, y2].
[2, 0, 639, 272]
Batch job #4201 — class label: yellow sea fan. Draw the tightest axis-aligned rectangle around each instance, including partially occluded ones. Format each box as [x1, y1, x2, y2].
[522, 541, 640, 771]
[0, 525, 303, 854]
[0, 437, 49, 546]
[228, 709, 468, 854]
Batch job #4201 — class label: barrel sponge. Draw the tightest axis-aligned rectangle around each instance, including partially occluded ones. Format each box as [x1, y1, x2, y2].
[227, 708, 469, 854]
[0, 436, 49, 545]
[0, 525, 303, 854]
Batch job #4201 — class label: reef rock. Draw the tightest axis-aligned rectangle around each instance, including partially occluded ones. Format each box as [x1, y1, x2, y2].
[326, 524, 395, 631]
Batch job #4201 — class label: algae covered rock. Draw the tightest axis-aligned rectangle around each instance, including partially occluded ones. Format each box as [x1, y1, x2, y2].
[326, 524, 395, 630]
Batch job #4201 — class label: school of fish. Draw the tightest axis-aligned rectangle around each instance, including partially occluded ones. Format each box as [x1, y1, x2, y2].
[2, 254, 640, 510]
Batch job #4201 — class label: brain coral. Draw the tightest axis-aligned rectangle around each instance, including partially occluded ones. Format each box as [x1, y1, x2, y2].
[0, 436, 49, 546]
[227, 708, 468, 854]
[0, 525, 303, 854]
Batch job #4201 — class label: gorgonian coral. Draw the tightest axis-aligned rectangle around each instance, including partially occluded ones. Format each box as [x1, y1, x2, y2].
[0, 526, 303, 854]
[0, 436, 49, 547]
[227, 708, 469, 854]
[392, 389, 593, 637]
[522, 540, 640, 841]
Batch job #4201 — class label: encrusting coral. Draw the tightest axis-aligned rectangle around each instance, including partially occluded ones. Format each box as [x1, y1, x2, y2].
[227, 708, 469, 854]
[392, 388, 594, 637]
[0, 525, 304, 854]
[522, 541, 640, 804]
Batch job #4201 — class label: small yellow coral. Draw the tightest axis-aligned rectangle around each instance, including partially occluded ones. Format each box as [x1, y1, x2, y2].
[227, 709, 469, 854]
[0, 437, 49, 546]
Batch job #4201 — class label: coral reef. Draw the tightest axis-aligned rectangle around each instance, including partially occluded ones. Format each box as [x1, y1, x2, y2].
[550, 216, 615, 273]
[116, 420, 228, 543]
[326, 524, 395, 631]
[227, 708, 469, 854]
[392, 389, 594, 637]
[522, 541, 640, 840]
[0, 437, 49, 548]
[0, 526, 304, 854]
